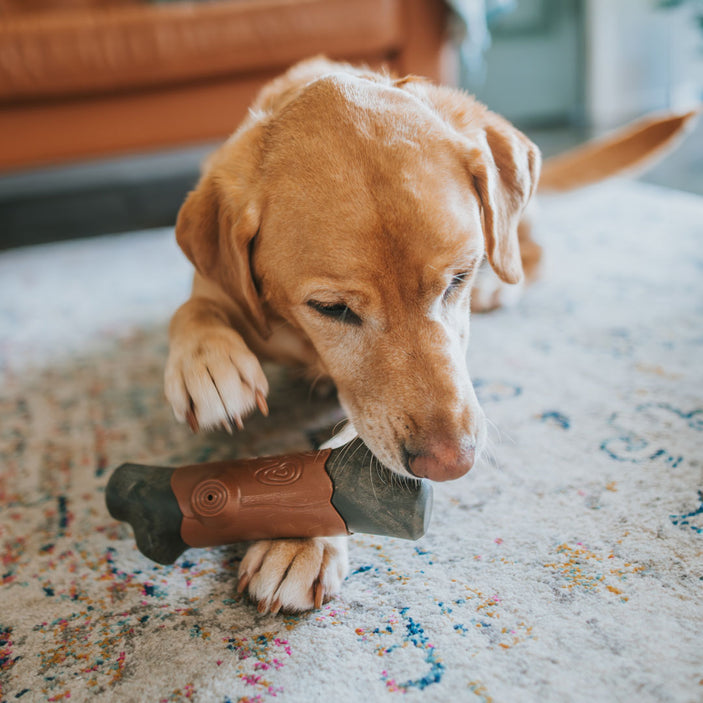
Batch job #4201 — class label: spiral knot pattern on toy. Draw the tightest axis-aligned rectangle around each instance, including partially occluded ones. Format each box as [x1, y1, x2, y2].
[254, 458, 304, 486]
[192, 479, 229, 516]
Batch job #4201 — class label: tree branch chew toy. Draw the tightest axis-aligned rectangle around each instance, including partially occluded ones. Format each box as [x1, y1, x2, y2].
[106, 438, 433, 565]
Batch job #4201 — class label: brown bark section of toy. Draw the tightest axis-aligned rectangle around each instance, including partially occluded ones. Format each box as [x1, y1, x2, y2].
[170, 448, 349, 546]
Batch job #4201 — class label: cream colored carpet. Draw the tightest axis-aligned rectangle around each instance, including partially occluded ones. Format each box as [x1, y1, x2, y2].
[1, 180, 702, 702]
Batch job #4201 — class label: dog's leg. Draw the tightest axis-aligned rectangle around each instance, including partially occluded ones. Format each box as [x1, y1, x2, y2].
[237, 423, 356, 613]
[471, 216, 541, 313]
[165, 296, 269, 432]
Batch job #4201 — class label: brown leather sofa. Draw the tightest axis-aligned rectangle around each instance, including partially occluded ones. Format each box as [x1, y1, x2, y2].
[0, 0, 450, 172]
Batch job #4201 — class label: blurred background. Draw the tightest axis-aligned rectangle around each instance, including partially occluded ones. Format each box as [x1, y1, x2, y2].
[0, 0, 701, 249]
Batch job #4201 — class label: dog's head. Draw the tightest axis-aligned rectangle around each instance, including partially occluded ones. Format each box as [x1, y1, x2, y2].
[176, 72, 540, 481]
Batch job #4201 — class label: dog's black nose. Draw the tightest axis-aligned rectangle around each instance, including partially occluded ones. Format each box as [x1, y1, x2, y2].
[403, 437, 475, 482]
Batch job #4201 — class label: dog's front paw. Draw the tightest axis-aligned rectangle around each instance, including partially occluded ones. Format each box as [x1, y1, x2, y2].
[471, 264, 525, 313]
[165, 327, 269, 432]
[237, 537, 349, 614]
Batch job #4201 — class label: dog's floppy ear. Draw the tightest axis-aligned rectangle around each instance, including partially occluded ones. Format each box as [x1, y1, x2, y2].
[468, 114, 541, 284]
[395, 82, 541, 285]
[175, 125, 271, 338]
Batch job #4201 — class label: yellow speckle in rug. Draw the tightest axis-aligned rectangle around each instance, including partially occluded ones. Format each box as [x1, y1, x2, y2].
[635, 362, 682, 379]
[544, 542, 642, 601]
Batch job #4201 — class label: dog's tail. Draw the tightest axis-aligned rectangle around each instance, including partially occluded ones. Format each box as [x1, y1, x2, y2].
[538, 108, 700, 193]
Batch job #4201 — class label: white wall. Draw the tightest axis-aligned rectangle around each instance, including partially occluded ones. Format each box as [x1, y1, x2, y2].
[585, 0, 702, 130]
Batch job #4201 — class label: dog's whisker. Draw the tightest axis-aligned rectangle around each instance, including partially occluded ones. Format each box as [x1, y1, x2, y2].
[481, 439, 499, 469]
[331, 418, 350, 437]
[484, 414, 517, 448]
[467, 413, 502, 470]
[365, 448, 382, 501]
[332, 432, 364, 473]
[307, 373, 327, 402]
[484, 414, 502, 440]
[346, 439, 367, 465]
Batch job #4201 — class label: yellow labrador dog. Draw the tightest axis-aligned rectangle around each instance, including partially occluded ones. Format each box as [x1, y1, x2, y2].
[165, 57, 696, 613]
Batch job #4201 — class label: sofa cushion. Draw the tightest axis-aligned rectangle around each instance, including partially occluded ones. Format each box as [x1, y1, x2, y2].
[0, 0, 402, 101]
[0, 0, 139, 13]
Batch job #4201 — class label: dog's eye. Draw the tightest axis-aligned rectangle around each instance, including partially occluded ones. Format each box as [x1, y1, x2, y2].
[307, 300, 362, 326]
[443, 271, 471, 300]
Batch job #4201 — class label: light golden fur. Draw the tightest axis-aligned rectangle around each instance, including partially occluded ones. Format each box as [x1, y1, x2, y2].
[165, 57, 697, 613]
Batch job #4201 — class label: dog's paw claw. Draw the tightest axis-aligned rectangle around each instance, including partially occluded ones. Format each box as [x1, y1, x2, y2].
[186, 407, 200, 433]
[256, 390, 269, 417]
[237, 571, 251, 595]
[313, 580, 325, 609]
[165, 328, 269, 432]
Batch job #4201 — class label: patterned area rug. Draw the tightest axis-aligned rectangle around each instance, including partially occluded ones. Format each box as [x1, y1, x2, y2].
[1, 180, 702, 703]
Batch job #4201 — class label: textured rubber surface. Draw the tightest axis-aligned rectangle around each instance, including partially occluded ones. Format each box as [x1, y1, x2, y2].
[106, 463, 187, 565]
[326, 439, 433, 540]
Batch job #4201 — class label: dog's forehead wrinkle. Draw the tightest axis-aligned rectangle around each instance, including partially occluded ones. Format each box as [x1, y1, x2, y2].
[264, 75, 456, 175]
[311, 72, 446, 132]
